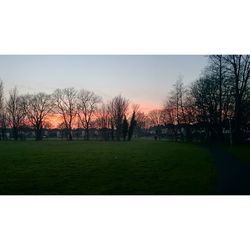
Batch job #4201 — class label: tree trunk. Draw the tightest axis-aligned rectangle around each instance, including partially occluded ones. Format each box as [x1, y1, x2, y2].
[35, 129, 43, 140]
[116, 125, 121, 141]
[234, 97, 242, 142]
[86, 124, 90, 140]
[0, 127, 5, 140]
[68, 129, 73, 140]
[218, 57, 223, 142]
[13, 127, 18, 141]
[35, 123, 43, 140]
[111, 123, 114, 141]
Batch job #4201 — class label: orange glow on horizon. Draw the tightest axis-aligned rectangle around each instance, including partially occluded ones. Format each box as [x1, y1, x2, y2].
[46, 103, 159, 128]
[45, 114, 63, 128]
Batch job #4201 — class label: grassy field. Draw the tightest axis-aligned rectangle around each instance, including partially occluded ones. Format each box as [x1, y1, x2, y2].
[0, 140, 216, 194]
[225, 144, 250, 164]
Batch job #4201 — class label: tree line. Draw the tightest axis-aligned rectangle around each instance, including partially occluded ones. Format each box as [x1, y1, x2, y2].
[0, 85, 139, 141]
[0, 55, 250, 143]
[148, 55, 250, 143]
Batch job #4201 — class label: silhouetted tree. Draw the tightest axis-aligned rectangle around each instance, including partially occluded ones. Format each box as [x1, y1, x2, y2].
[109, 95, 129, 141]
[106, 101, 115, 140]
[207, 55, 233, 141]
[122, 115, 128, 141]
[6, 87, 26, 140]
[134, 111, 149, 137]
[191, 75, 218, 141]
[53, 88, 77, 140]
[224, 55, 250, 142]
[0, 81, 7, 140]
[161, 78, 187, 141]
[25, 93, 53, 140]
[190, 54, 240, 142]
[148, 109, 164, 127]
[77, 89, 101, 140]
[95, 103, 113, 140]
[128, 110, 136, 141]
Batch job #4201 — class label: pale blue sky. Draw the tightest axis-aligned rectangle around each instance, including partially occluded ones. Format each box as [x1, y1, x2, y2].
[0, 55, 207, 111]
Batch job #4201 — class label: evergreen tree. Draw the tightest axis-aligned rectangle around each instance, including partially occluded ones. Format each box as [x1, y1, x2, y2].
[128, 111, 137, 141]
[122, 115, 129, 141]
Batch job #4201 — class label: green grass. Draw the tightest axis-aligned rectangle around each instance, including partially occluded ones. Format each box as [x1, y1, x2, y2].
[0, 140, 216, 194]
[225, 144, 250, 164]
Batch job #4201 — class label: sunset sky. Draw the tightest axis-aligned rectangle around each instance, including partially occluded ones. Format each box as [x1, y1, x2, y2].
[0, 55, 207, 112]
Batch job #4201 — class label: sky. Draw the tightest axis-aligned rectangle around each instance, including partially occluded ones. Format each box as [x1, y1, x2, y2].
[0, 55, 208, 112]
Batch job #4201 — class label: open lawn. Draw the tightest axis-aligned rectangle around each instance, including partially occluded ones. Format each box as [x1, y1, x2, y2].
[0, 140, 216, 194]
[225, 144, 250, 164]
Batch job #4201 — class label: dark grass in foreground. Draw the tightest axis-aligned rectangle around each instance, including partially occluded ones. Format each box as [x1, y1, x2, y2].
[0, 140, 216, 194]
[225, 145, 250, 165]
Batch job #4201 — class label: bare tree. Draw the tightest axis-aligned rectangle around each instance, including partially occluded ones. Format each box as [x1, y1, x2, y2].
[162, 78, 194, 141]
[6, 87, 26, 140]
[96, 103, 110, 129]
[53, 88, 77, 140]
[147, 109, 164, 127]
[25, 93, 53, 140]
[107, 101, 115, 140]
[191, 75, 218, 140]
[167, 77, 188, 125]
[224, 55, 250, 141]
[77, 89, 101, 140]
[208, 55, 230, 140]
[161, 103, 175, 125]
[0, 81, 7, 140]
[136, 112, 148, 129]
[183, 91, 198, 125]
[0, 81, 3, 113]
[95, 103, 113, 140]
[109, 95, 129, 141]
